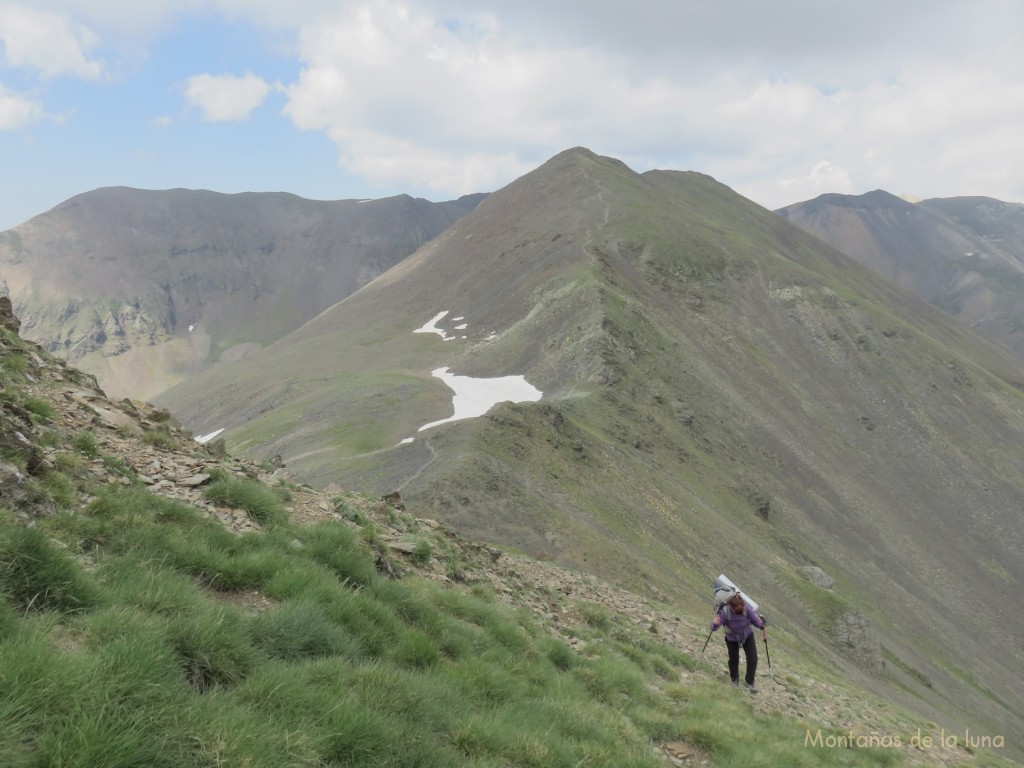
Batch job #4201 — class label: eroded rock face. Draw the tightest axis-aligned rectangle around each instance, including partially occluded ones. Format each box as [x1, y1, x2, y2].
[0, 459, 28, 505]
[833, 610, 883, 671]
[800, 565, 836, 590]
[0, 295, 20, 334]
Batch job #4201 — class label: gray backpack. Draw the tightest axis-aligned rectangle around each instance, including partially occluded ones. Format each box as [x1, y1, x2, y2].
[713, 585, 739, 612]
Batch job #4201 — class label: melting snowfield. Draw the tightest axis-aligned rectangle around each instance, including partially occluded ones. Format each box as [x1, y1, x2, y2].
[195, 428, 225, 444]
[405, 311, 544, 441]
[414, 310, 467, 341]
[417, 367, 542, 432]
[197, 311, 543, 447]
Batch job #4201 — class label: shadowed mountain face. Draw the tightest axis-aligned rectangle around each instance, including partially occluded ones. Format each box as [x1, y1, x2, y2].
[158, 148, 1024, 748]
[777, 190, 1024, 361]
[0, 187, 484, 398]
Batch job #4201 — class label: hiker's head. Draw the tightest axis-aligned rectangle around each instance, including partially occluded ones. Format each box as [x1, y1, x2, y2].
[728, 596, 744, 611]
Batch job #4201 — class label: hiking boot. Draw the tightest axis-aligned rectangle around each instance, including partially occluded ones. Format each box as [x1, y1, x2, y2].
[745, 683, 758, 694]
[730, 679, 739, 687]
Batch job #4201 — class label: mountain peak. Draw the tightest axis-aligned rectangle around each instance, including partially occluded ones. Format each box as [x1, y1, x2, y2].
[531, 146, 637, 178]
[779, 188, 913, 214]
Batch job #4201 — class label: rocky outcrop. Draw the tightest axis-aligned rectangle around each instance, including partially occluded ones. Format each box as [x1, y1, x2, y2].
[1, 295, 20, 334]
[833, 610, 883, 671]
[800, 565, 836, 590]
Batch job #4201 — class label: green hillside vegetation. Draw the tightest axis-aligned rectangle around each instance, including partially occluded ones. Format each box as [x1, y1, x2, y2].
[154, 150, 1024, 756]
[3, 313, 1015, 766]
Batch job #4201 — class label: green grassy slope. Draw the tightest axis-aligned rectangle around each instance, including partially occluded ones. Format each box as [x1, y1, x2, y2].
[155, 149, 1024, 755]
[8, 324, 1016, 767]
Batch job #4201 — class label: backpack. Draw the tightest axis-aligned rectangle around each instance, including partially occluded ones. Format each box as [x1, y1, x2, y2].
[713, 585, 739, 612]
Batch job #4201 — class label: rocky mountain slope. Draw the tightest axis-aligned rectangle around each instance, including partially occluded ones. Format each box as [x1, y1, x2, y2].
[1, 298, 1007, 767]
[155, 148, 1024, 751]
[777, 190, 1024, 361]
[0, 187, 484, 399]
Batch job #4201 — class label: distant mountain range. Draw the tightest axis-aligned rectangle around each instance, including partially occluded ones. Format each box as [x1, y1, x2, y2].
[0, 187, 484, 398]
[778, 190, 1024, 360]
[4, 150, 1024, 752]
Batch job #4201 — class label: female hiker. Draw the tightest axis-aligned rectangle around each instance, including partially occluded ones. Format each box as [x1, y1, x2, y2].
[710, 589, 766, 692]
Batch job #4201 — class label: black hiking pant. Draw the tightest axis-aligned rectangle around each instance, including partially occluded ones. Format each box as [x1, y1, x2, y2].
[725, 633, 758, 684]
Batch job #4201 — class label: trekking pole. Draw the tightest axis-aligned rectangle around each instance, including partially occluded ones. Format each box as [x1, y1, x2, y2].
[700, 629, 714, 658]
[761, 626, 777, 692]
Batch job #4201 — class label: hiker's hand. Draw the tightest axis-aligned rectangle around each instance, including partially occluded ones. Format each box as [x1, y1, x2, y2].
[712, 615, 722, 626]
[760, 616, 767, 627]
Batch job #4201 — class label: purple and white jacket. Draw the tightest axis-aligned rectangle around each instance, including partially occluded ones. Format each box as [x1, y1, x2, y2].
[710, 604, 765, 644]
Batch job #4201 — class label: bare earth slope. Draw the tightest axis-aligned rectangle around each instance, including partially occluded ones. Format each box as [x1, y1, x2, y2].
[777, 190, 1024, 361]
[0, 187, 484, 399]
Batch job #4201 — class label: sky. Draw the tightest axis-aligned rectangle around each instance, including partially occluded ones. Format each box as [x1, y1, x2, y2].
[2, 0, 1024, 231]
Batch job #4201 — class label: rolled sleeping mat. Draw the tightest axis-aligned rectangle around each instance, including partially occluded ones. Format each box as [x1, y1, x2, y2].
[713, 573, 759, 613]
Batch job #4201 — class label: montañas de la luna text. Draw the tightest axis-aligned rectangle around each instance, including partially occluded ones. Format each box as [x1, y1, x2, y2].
[805, 728, 1005, 750]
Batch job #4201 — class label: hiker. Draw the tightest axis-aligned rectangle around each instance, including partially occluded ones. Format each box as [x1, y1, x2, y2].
[710, 589, 766, 692]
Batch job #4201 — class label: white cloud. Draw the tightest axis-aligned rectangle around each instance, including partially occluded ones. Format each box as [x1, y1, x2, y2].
[273, 0, 1024, 207]
[281, 1, 736, 193]
[6, 0, 1024, 213]
[185, 72, 272, 122]
[0, 5, 103, 79]
[0, 82, 44, 129]
[760, 160, 855, 208]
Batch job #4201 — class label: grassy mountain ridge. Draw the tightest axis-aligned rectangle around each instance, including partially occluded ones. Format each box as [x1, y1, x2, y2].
[157, 149, 1024, 752]
[8, 299, 1011, 766]
[0, 187, 484, 399]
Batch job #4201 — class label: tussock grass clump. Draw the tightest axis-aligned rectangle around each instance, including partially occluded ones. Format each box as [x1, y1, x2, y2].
[391, 628, 442, 669]
[101, 453, 137, 481]
[482, 612, 533, 652]
[317, 697, 395, 765]
[578, 600, 613, 630]
[0, 477, 987, 768]
[261, 558, 347, 604]
[411, 537, 432, 565]
[448, 656, 527, 705]
[71, 429, 100, 458]
[436, 582, 499, 617]
[87, 485, 192, 523]
[53, 451, 85, 476]
[141, 424, 176, 450]
[322, 589, 403, 658]
[539, 635, 579, 671]
[572, 653, 646, 704]
[301, 521, 379, 587]
[99, 561, 205, 617]
[0, 592, 17, 640]
[0, 526, 103, 613]
[43, 468, 79, 505]
[248, 601, 359, 661]
[1, 345, 29, 376]
[169, 605, 258, 691]
[52, 486, 203, 554]
[22, 396, 56, 423]
[161, 532, 288, 591]
[202, 477, 287, 526]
